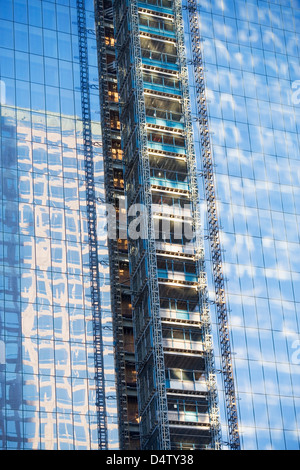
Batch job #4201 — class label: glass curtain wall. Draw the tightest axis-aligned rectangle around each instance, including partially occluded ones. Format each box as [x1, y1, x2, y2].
[0, 0, 118, 449]
[185, 0, 300, 450]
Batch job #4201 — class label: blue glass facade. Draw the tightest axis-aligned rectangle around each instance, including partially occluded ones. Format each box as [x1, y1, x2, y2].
[1, 0, 300, 452]
[185, 0, 300, 450]
[0, 0, 118, 449]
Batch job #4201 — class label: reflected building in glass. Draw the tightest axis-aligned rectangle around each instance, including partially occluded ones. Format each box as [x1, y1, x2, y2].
[0, 0, 119, 449]
[184, 0, 300, 450]
[0, 0, 300, 452]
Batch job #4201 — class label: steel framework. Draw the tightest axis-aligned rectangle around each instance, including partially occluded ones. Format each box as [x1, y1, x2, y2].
[185, 0, 241, 450]
[113, 0, 171, 450]
[173, 0, 221, 449]
[94, 0, 131, 449]
[112, 0, 225, 450]
[130, 0, 171, 450]
[76, 0, 108, 449]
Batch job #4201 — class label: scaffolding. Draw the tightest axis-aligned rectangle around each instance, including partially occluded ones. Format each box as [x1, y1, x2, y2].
[111, 0, 221, 450]
[186, 0, 241, 450]
[76, 0, 107, 449]
[131, 0, 172, 451]
[173, 0, 221, 448]
[94, 0, 131, 450]
[113, 0, 171, 450]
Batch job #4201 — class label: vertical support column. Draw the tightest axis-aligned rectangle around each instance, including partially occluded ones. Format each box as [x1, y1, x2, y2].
[173, 0, 221, 449]
[186, 0, 240, 450]
[113, 0, 171, 450]
[94, 0, 131, 450]
[129, 0, 170, 451]
[77, 0, 108, 449]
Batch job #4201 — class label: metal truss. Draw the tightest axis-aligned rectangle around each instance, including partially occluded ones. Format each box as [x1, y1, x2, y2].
[94, 0, 131, 450]
[76, 0, 108, 449]
[173, 0, 221, 450]
[185, 0, 241, 450]
[129, 0, 171, 450]
[112, 0, 171, 450]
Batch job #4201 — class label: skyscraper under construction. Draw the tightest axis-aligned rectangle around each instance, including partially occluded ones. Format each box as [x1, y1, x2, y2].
[0, 0, 299, 451]
[95, 0, 228, 450]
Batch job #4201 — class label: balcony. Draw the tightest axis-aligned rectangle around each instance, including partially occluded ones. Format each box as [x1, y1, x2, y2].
[168, 411, 210, 425]
[157, 269, 198, 284]
[147, 142, 186, 156]
[162, 337, 204, 353]
[150, 177, 189, 191]
[139, 24, 176, 40]
[138, 1, 173, 14]
[144, 81, 181, 96]
[146, 115, 184, 131]
[141, 49, 179, 71]
[152, 202, 192, 218]
[160, 308, 201, 323]
[147, 131, 186, 155]
[143, 71, 181, 96]
[155, 240, 195, 255]
[166, 378, 207, 393]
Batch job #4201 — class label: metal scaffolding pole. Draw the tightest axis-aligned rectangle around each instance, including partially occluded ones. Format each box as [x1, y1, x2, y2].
[94, 0, 131, 450]
[76, 0, 108, 449]
[185, 0, 241, 450]
[112, 0, 171, 450]
[130, 0, 171, 450]
[173, 0, 221, 449]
